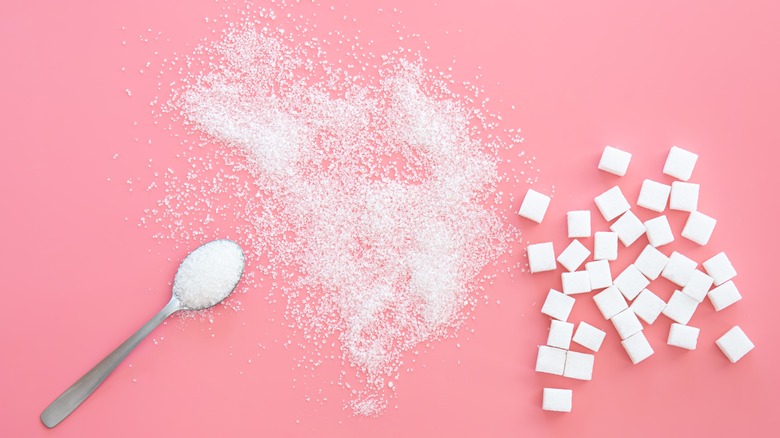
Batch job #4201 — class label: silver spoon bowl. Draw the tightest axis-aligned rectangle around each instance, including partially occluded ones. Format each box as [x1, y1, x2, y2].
[40, 239, 245, 428]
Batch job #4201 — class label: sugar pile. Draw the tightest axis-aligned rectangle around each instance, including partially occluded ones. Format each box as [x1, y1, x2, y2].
[173, 239, 245, 310]
[156, 12, 519, 414]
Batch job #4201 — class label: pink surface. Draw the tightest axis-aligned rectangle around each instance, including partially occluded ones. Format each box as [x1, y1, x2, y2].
[2, 1, 779, 436]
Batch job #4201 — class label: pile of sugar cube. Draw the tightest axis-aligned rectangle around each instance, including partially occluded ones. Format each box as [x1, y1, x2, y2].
[521, 146, 755, 413]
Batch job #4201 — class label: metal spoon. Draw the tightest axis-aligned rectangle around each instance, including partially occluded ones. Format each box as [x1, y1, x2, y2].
[40, 239, 245, 428]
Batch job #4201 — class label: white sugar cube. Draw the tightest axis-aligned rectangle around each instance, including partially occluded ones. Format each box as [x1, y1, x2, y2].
[567, 210, 591, 238]
[547, 320, 575, 349]
[593, 285, 629, 320]
[542, 388, 572, 412]
[572, 322, 606, 352]
[621, 331, 654, 364]
[594, 231, 618, 261]
[637, 180, 671, 212]
[667, 323, 699, 350]
[612, 308, 643, 340]
[708, 280, 742, 311]
[661, 251, 698, 287]
[598, 146, 632, 176]
[703, 252, 737, 286]
[595, 186, 631, 222]
[610, 211, 646, 247]
[527, 242, 557, 274]
[643, 216, 674, 248]
[557, 239, 591, 272]
[614, 264, 650, 301]
[630, 289, 666, 324]
[670, 181, 699, 212]
[681, 270, 713, 303]
[541, 289, 576, 321]
[662, 290, 699, 324]
[562, 271, 592, 295]
[585, 260, 613, 290]
[536, 345, 567, 375]
[663, 145, 698, 181]
[634, 244, 670, 280]
[681, 211, 717, 245]
[715, 326, 754, 363]
[518, 188, 551, 223]
[563, 350, 594, 381]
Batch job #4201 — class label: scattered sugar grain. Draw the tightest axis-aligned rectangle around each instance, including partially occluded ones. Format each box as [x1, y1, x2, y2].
[630, 289, 666, 324]
[703, 252, 737, 286]
[572, 321, 606, 352]
[715, 326, 754, 363]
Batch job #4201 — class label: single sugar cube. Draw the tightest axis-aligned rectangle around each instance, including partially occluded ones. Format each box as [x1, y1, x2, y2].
[630, 289, 666, 324]
[541, 289, 576, 321]
[637, 180, 671, 212]
[527, 242, 556, 274]
[681, 211, 717, 245]
[621, 331, 654, 364]
[593, 285, 629, 320]
[715, 326, 755, 363]
[667, 323, 700, 350]
[703, 252, 737, 286]
[595, 186, 631, 222]
[567, 210, 591, 238]
[662, 290, 699, 324]
[661, 251, 698, 287]
[663, 145, 699, 181]
[547, 320, 575, 349]
[557, 239, 591, 272]
[613, 264, 650, 301]
[563, 350, 595, 381]
[644, 216, 674, 248]
[594, 231, 618, 261]
[585, 260, 612, 290]
[598, 145, 632, 176]
[542, 388, 572, 413]
[611, 308, 643, 340]
[562, 271, 592, 295]
[536, 345, 567, 375]
[634, 244, 670, 280]
[681, 270, 713, 303]
[572, 322, 606, 352]
[670, 181, 699, 212]
[610, 211, 646, 247]
[518, 188, 551, 223]
[707, 280, 742, 311]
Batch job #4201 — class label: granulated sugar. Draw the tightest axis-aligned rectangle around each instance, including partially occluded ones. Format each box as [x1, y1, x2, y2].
[173, 239, 245, 310]
[149, 4, 522, 416]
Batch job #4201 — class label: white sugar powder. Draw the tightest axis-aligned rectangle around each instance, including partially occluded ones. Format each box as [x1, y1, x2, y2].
[173, 240, 245, 310]
[153, 9, 519, 416]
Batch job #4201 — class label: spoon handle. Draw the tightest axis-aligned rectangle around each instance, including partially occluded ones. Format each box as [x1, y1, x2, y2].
[40, 296, 182, 428]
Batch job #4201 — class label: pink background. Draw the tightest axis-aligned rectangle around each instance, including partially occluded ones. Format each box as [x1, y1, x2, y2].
[2, 1, 779, 436]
